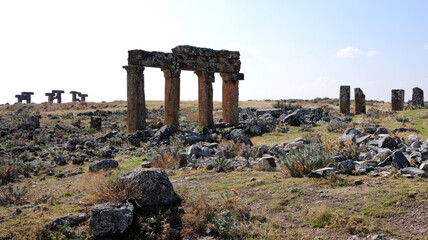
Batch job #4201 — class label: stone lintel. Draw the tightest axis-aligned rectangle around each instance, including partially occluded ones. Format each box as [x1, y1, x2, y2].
[172, 45, 240, 59]
[52, 90, 65, 93]
[128, 49, 243, 74]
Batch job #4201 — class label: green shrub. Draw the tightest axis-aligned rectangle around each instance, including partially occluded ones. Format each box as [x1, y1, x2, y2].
[272, 100, 301, 110]
[280, 144, 333, 177]
[0, 184, 28, 205]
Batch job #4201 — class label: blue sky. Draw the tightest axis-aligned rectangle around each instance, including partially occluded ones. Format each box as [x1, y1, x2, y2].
[0, 0, 427, 103]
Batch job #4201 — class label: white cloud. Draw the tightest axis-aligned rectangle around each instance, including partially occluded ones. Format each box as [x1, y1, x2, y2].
[425, 43, 428, 50]
[336, 47, 379, 58]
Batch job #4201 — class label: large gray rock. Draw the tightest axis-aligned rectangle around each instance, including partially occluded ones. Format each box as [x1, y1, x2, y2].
[374, 127, 388, 135]
[378, 135, 397, 149]
[399, 167, 427, 178]
[338, 159, 356, 174]
[90, 202, 134, 237]
[421, 150, 428, 161]
[391, 150, 410, 169]
[230, 129, 253, 146]
[258, 156, 277, 171]
[89, 159, 119, 172]
[119, 168, 177, 206]
[187, 144, 200, 156]
[50, 213, 86, 230]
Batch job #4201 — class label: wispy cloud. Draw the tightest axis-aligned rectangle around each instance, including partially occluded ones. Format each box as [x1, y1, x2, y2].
[336, 47, 379, 58]
[425, 43, 428, 50]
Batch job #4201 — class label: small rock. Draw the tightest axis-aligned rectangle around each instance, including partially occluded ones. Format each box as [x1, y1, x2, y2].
[258, 156, 277, 171]
[89, 160, 119, 172]
[50, 213, 87, 230]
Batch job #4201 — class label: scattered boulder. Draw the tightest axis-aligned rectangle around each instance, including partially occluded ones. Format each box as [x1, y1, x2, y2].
[90, 116, 102, 131]
[258, 156, 277, 171]
[230, 129, 253, 146]
[90, 202, 134, 237]
[89, 159, 119, 172]
[118, 168, 178, 206]
[308, 167, 335, 178]
[378, 135, 397, 149]
[338, 159, 356, 174]
[50, 213, 86, 230]
[390, 150, 410, 169]
[399, 167, 427, 178]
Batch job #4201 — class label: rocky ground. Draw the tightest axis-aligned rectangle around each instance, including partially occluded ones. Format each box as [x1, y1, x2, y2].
[0, 99, 427, 240]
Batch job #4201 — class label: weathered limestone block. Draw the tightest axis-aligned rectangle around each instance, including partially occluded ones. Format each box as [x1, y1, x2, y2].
[195, 70, 214, 129]
[123, 65, 146, 133]
[339, 86, 350, 114]
[221, 73, 239, 124]
[354, 88, 366, 114]
[412, 87, 424, 108]
[163, 68, 181, 131]
[391, 89, 404, 111]
[90, 116, 102, 130]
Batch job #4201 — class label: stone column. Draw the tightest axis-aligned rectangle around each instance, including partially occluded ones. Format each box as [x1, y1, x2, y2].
[123, 65, 146, 133]
[162, 68, 181, 131]
[412, 87, 424, 108]
[339, 85, 350, 114]
[15, 95, 22, 103]
[354, 88, 366, 114]
[45, 93, 54, 103]
[195, 70, 214, 129]
[220, 73, 239, 124]
[391, 89, 404, 111]
[80, 94, 88, 103]
[70, 91, 80, 102]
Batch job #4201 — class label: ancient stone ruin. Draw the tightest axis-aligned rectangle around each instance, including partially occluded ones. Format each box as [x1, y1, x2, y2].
[354, 88, 366, 114]
[15, 92, 34, 104]
[339, 85, 350, 114]
[70, 91, 88, 103]
[412, 87, 424, 108]
[123, 45, 244, 132]
[45, 90, 65, 103]
[70, 91, 81, 102]
[391, 89, 404, 111]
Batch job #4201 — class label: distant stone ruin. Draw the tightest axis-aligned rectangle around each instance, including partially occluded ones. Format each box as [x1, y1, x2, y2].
[339, 85, 350, 114]
[70, 91, 81, 102]
[412, 87, 424, 108]
[354, 88, 366, 114]
[391, 89, 404, 111]
[70, 91, 88, 103]
[45, 90, 65, 103]
[123, 45, 245, 132]
[15, 92, 34, 104]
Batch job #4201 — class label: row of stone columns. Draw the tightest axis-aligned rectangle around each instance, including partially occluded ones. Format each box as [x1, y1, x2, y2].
[339, 86, 366, 114]
[340, 86, 425, 113]
[124, 66, 239, 133]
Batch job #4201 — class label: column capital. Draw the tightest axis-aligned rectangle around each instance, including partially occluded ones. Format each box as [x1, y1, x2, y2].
[162, 67, 181, 78]
[220, 72, 244, 81]
[194, 70, 215, 82]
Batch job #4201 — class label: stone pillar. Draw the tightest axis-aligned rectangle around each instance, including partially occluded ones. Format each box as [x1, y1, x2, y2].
[339, 85, 350, 114]
[45, 93, 54, 103]
[80, 94, 88, 103]
[162, 68, 181, 131]
[22, 92, 34, 104]
[391, 89, 404, 111]
[412, 87, 424, 108]
[123, 65, 146, 133]
[354, 88, 366, 114]
[15, 95, 22, 103]
[220, 73, 239, 124]
[195, 70, 214, 129]
[70, 91, 80, 102]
